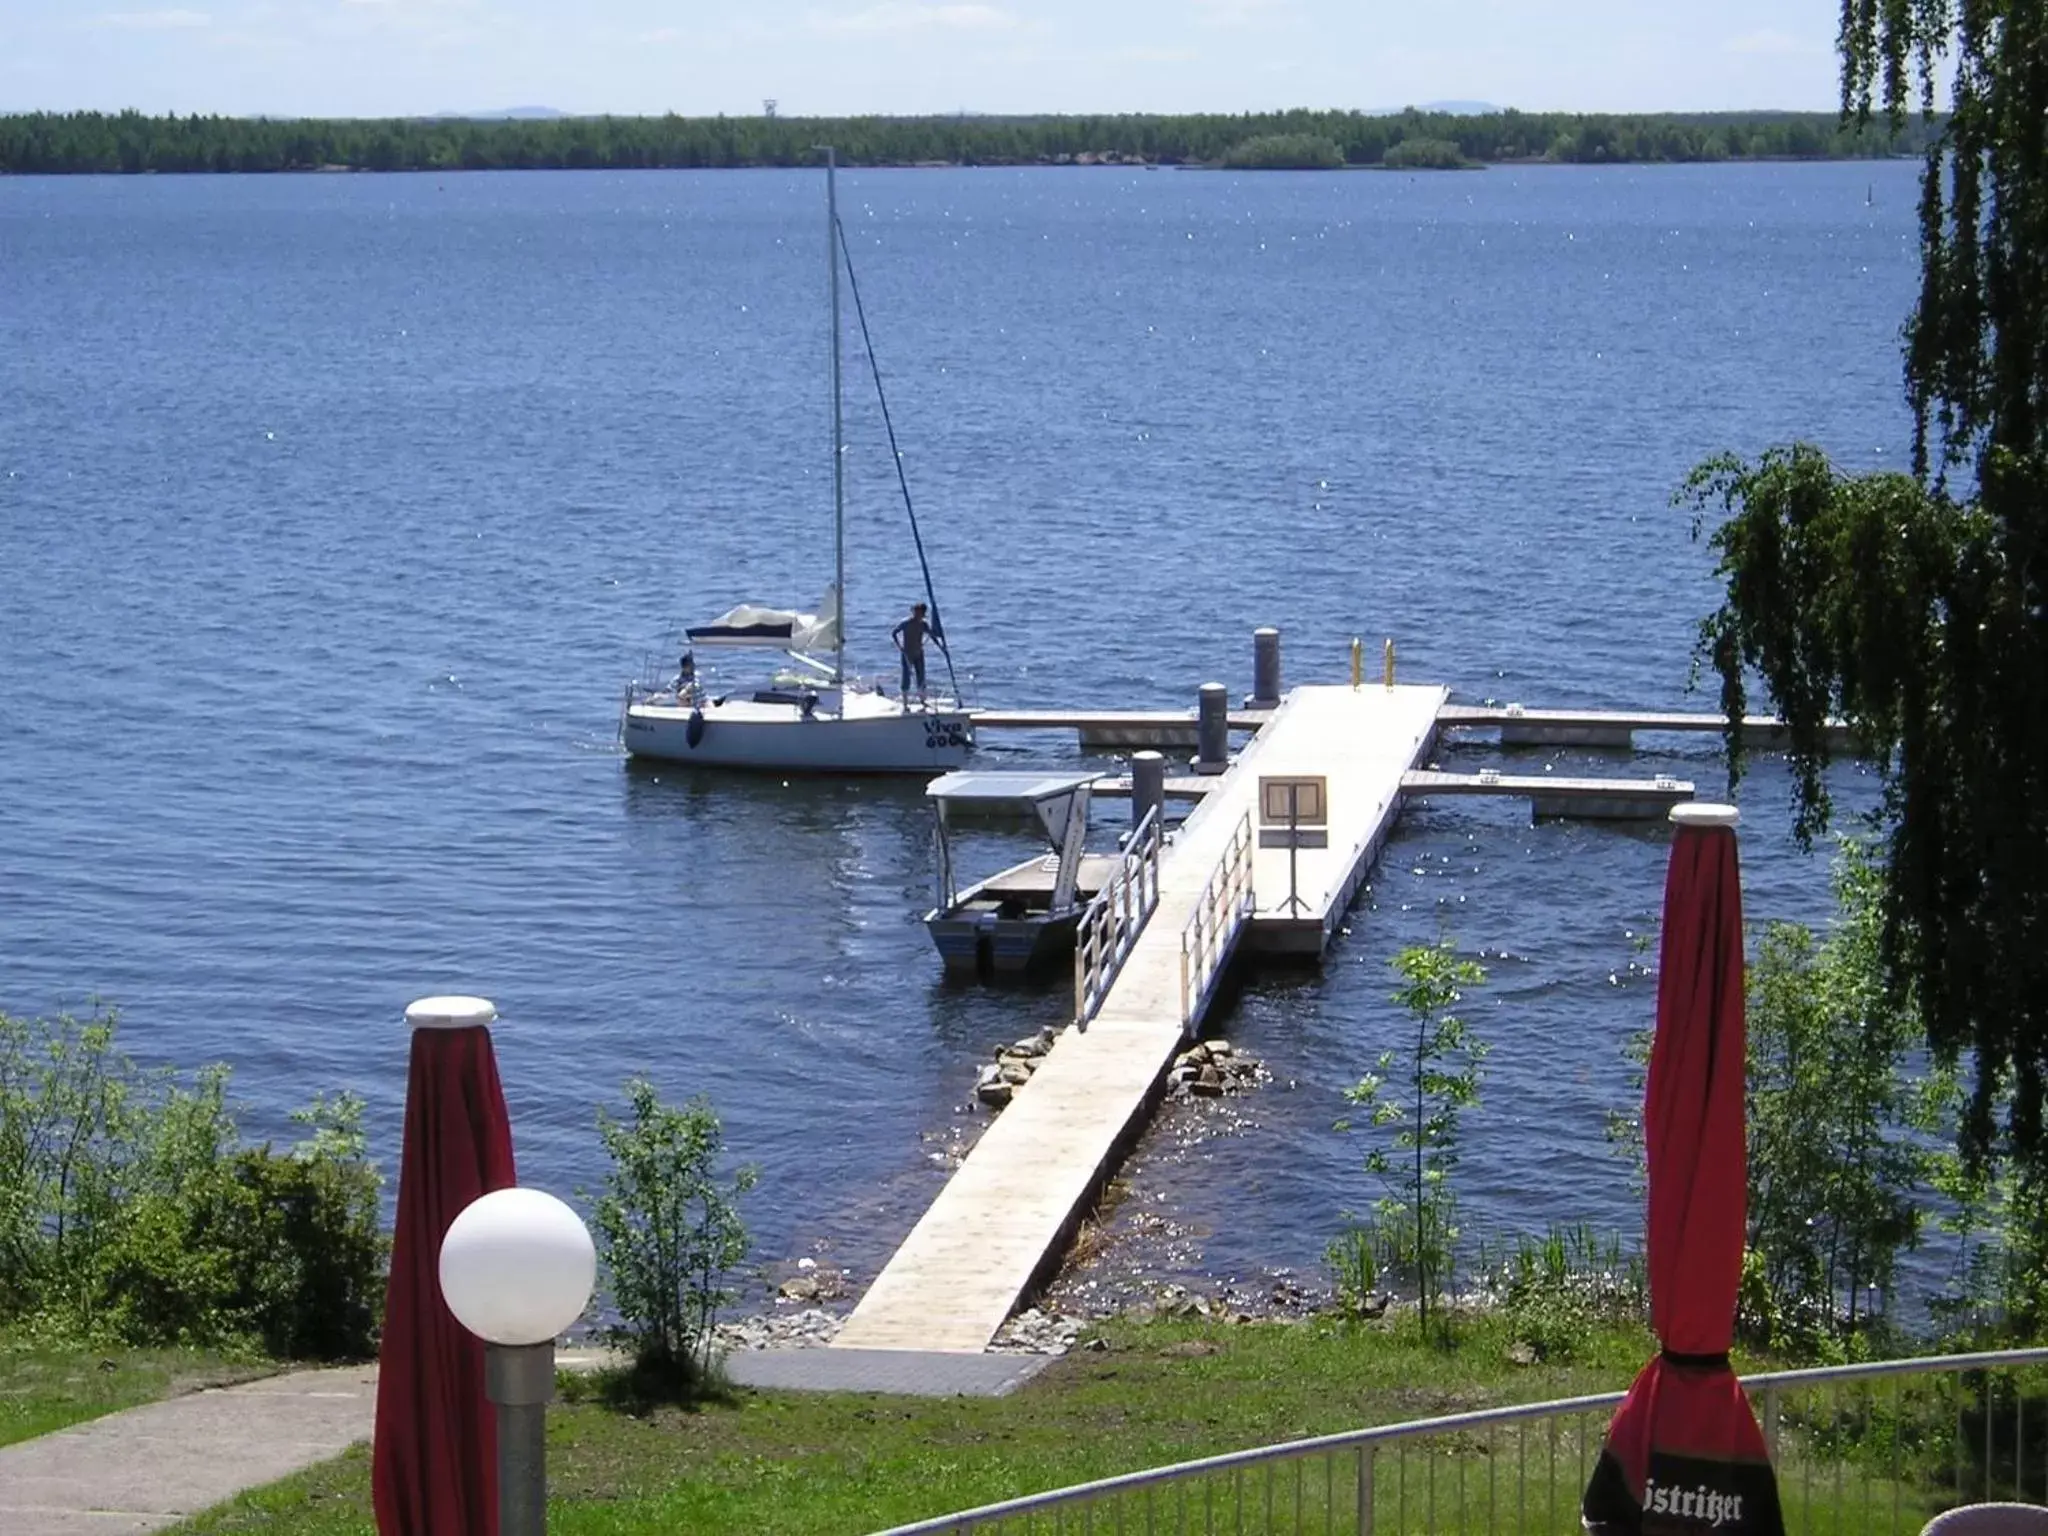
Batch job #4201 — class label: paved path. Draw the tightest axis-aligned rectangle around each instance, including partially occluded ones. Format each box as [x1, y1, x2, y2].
[0, 1365, 375, 1535]
[0, 1343, 1043, 1533]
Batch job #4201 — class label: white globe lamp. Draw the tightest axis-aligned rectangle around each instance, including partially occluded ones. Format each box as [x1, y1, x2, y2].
[439, 1187, 594, 1346]
[438, 1187, 595, 1536]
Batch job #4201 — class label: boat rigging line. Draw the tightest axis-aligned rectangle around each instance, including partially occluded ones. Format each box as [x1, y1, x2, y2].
[834, 215, 963, 704]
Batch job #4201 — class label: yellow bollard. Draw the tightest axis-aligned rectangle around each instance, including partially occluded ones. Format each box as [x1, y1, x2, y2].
[1350, 637, 1363, 689]
[1383, 638, 1396, 689]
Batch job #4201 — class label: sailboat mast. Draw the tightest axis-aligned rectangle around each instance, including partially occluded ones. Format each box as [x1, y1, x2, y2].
[826, 145, 846, 691]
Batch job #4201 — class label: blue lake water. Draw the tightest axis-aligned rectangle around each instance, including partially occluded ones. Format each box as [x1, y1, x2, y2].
[0, 161, 1915, 1302]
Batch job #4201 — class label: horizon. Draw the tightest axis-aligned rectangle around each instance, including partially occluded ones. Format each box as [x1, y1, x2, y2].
[1, 1, 1857, 120]
[0, 103, 1877, 122]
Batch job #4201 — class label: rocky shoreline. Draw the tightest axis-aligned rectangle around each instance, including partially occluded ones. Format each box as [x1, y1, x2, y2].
[720, 1030, 1292, 1357]
[974, 1029, 1267, 1109]
[717, 1274, 1335, 1358]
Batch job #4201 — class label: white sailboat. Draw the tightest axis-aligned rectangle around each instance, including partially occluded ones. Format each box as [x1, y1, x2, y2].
[620, 149, 975, 774]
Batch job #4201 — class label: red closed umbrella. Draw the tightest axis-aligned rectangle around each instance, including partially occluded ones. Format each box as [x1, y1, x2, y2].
[1584, 804, 1784, 1535]
[373, 996, 519, 1536]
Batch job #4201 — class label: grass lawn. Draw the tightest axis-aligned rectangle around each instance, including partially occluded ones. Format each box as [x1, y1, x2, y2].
[0, 1331, 275, 1447]
[162, 1313, 1964, 1535]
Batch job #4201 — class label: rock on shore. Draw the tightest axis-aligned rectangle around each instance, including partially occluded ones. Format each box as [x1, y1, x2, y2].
[1166, 1038, 1267, 1099]
[974, 1027, 1059, 1108]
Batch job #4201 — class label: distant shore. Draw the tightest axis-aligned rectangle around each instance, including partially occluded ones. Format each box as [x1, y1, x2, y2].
[0, 107, 1938, 177]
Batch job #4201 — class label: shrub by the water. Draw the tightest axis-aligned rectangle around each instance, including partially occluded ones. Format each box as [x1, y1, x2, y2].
[1219, 133, 1344, 170]
[1486, 1225, 1646, 1363]
[591, 1078, 756, 1392]
[1382, 137, 1471, 170]
[1337, 939, 1490, 1344]
[0, 1009, 385, 1357]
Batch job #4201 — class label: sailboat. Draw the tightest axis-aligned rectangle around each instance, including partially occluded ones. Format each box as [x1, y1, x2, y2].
[620, 149, 976, 774]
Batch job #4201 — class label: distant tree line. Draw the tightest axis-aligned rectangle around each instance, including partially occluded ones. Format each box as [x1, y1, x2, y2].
[0, 108, 1935, 175]
[1219, 133, 1346, 170]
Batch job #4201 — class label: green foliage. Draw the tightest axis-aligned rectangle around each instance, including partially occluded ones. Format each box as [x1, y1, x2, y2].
[1691, 3, 2048, 1187]
[1743, 843, 1950, 1350]
[1483, 1225, 1645, 1363]
[1382, 137, 1471, 170]
[1323, 1220, 1379, 1317]
[0, 1010, 384, 1358]
[1339, 939, 1489, 1343]
[1219, 134, 1344, 170]
[0, 108, 1935, 176]
[1602, 850, 1960, 1359]
[1927, 1080, 2048, 1342]
[591, 1079, 756, 1388]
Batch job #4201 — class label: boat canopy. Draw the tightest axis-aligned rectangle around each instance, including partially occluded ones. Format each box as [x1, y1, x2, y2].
[927, 769, 1097, 851]
[687, 585, 839, 653]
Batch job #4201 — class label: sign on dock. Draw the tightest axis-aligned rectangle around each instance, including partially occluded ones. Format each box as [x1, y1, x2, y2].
[1257, 774, 1329, 849]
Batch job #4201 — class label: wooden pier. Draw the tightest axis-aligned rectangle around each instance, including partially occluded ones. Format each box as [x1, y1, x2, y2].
[832, 674, 1818, 1357]
[971, 707, 1270, 750]
[976, 701, 1858, 756]
[1242, 686, 1447, 955]
[1400, 769, 1695, 821]
[832, 686, 1443, 1353]
[1436, 704, 1859, 752]
[1092, 767, 1697, 821]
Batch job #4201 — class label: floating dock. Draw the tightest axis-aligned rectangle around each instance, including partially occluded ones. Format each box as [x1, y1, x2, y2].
[1092, 767, 1697, 821]
[976, 701, 1856, 755]
[1435, 704, 1859, 752]
[834, 658, 1836, 1358]
[832, 686, 1443, 1353]
[1400, 769, 1695, 821]
[1241, 686, 1446, 955]
[971, 707, 1270, 750]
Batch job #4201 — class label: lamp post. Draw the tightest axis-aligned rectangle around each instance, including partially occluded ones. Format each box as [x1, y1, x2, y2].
[438, 1187, 596, 1536]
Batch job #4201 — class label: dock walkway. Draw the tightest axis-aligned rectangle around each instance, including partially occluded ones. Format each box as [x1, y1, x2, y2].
[832, 686, 1444, 1354]
[971, 707, 1269, 750]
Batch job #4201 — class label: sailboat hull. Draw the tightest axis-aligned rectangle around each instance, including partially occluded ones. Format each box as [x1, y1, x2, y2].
[624, 694, 973, 773]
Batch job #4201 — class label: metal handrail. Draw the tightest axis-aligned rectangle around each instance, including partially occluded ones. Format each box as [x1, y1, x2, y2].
[1073, 807, 1163, 1027]
[872, 1346, 2048, 1535]
[1178, 810, 1254, 1035]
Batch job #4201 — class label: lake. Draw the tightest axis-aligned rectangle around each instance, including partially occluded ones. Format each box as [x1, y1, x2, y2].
[0, 160, 1913, 1301]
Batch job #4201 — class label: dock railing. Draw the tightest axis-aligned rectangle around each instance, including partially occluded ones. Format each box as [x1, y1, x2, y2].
[872, 1346, 2048, 1535]
[1073, 807, 1163, 1027]
[1178, 810, 1254, 1035]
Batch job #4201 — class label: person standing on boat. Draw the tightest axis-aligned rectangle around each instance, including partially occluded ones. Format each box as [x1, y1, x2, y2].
[892, 601, 938, 705]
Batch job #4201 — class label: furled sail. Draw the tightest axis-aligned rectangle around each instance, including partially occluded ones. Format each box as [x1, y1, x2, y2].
[686, 586, 839, 653]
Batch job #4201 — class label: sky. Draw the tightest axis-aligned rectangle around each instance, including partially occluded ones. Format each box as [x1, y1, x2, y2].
[0, 0, 1856, 119]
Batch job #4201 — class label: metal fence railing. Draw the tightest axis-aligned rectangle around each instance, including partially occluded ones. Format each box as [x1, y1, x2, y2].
[873, 1347, 2048, 1536]
[1178, 810, 1254, 1037]
[1073, 807, 1162, 1027]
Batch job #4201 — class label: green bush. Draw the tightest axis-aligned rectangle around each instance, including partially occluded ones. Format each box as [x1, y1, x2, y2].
[592, 1079, 756, 1389]
[236, 1097, 386, 1359]
[0, 1009, 384, 1357]
[1324, 1220, 1380, 1317]
[1338, 939, 1490, 1344]
[1219, 133, 1344, 170]
[1383, 137, 1472, 170]
[1488, 1225, 1645, 1363]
